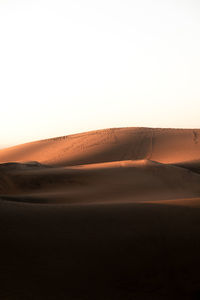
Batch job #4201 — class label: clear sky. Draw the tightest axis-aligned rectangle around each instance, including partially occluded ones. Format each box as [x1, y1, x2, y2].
[0, 0, 200, 148]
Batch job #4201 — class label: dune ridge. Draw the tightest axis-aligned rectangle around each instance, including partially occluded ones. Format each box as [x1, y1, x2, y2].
[0, 127, 200, 205]
[0, 127, 200, 166]
[1, 127, 200, 299]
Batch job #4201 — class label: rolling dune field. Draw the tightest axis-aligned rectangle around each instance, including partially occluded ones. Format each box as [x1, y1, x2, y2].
[1, 127, 200, 299]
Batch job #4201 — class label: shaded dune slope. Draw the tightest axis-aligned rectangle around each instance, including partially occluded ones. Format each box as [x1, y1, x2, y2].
[2, 129, 200, 299]
[1, 160, 200, 204]
[1, 127, 200, 204]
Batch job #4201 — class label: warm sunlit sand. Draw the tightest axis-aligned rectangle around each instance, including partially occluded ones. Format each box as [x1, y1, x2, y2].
[1, 127, 200, 166]
[1, 127, 200, 299]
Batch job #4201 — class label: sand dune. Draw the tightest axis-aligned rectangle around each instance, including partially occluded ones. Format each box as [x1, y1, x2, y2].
[1, 127, 200, 205]
[0, 127, 200, 166]
[1, 127, 200, 299]
[1, 159, 200, 205]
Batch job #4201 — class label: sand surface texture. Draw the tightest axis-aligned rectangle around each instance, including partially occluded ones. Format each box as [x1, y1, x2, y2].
[1, 127, 200, 299]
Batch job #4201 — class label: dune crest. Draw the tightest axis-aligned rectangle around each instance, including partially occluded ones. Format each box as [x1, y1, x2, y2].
[0, 127, 200, 166]
[1, 128, 200, 299]
[1, 127, 200, 205]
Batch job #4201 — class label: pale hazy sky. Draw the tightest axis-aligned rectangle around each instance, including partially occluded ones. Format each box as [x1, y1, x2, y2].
[0, 0, 200, 148]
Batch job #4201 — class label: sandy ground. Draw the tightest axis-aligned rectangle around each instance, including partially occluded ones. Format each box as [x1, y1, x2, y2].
[1, 127, 200, 299]
[0, 127, 200, 166]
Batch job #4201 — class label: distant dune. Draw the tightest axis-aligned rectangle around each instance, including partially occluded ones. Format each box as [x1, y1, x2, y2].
[0, 127, 200, 205]
[1, 127, 200, 299]
[0, 127, 200, 166]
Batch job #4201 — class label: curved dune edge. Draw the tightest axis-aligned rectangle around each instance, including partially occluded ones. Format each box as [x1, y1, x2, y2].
[1, 127, 200, 205]
[1, 194, 200, 206]
[0, 159, 200, 205]
[0, 127, 200, 166]
[1, 128, 200, 300]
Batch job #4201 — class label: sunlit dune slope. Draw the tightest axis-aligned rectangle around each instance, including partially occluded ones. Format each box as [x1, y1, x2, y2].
[0, 127, 200, 166]
[1, 160, 200, 204]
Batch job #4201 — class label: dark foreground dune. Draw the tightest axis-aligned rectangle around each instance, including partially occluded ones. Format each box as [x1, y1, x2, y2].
[1, 127, 200, 299]
[2, 200, 200, 300]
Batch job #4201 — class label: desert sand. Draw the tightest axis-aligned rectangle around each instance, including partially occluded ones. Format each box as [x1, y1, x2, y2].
[1, 127, 200, 299]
